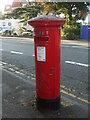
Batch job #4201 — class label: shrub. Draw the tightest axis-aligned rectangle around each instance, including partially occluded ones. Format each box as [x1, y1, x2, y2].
[18, 26, 24, 36]
[1, 30, 11, 36]
[13, 32, 18, 36]
[22, 32, 33, 38]
[62, 21, 81, 40]
[11, 28, 17, 36]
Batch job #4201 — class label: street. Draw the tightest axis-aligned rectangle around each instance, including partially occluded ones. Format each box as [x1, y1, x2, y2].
[0, 37, 89, 118]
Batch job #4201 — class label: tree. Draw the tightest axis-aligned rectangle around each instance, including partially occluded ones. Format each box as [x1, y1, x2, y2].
[3, 2, 90, 22]
[4, 2, 42, 24]
[40, 2, 90, 21]
[0, 11, 4, 20]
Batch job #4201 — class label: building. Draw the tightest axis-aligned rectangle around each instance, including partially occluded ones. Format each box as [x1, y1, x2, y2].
[12, 0, 27, 9]
[4, 0, 27, 13]
[0, 0, 29, 35]
[4, 5, 12, 13]
[0, 19, 12, 34]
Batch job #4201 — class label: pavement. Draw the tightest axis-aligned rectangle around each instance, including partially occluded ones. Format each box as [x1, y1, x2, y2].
[0, 36, 89, 46]
[61, 39, 89, 46]
[2, 69, 88, 118]
[0, 36, 89, 118]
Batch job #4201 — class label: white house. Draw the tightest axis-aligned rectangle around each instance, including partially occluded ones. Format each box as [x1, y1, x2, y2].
[0, 19, 23, 34]
[0, 0, 33, 35]
[0, 19, 12, 33]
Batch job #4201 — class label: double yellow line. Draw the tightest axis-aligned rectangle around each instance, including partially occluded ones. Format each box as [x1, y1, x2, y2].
[61, 87, 90, 104]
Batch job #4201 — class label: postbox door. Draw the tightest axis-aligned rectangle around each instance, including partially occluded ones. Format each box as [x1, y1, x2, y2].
[34, 35, 55, 100]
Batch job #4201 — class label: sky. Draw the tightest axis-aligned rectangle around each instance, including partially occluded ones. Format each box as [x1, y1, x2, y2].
[0, 0, 32, 12]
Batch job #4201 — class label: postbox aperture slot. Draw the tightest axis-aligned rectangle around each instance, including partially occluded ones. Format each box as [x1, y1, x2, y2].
[36, 37, 48, 41]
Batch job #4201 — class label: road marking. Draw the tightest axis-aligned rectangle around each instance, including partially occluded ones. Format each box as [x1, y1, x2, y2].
[32, 54, 35, 56]
[8, 68, 15, 72]
[65, 61, 89, 67]
[15, 71, 25, 76]
[72, 46, 88, 49]
[20, 42, 28, 44]
[61, 45, 70, 48]
[2, 62, 7, 65]
[61, 85, 76, 92]
[0, 49, 3, 51]
[61, 89, 90, 104]
[1, 60, 89, 104]
[61, 44, 89, 49]
[10, 51, 23, 55]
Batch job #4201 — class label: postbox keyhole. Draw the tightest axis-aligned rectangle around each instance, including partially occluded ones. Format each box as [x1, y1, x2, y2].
[49, 68, 54, 75]
[39, 31, 43, 36]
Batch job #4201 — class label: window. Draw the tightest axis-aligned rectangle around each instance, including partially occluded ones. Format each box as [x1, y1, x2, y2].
[8, 22, 11, 26]
[3, 22, 6, 26]
[0, 27, 2, 31]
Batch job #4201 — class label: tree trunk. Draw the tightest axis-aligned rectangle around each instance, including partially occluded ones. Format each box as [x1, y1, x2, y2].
[27, 0, 30, 5]
[68, 3, 74, 21]
[68, 6, 72, 21]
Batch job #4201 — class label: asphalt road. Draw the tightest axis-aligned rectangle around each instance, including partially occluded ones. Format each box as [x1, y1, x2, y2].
[0, 38, 89, 109]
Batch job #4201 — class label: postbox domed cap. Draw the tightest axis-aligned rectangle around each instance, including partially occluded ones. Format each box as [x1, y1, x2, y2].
[28, 15, 66, 27]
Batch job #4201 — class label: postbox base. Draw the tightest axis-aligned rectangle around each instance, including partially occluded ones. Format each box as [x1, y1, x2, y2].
[36, 96, 60, 110]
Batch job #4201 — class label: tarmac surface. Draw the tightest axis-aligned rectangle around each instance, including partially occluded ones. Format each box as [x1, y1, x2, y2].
[2, 69, 88, 118]
[0, 36, 89, 119]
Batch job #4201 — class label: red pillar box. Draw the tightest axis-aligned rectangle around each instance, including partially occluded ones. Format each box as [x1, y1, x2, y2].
[28, 16, 66, 109]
